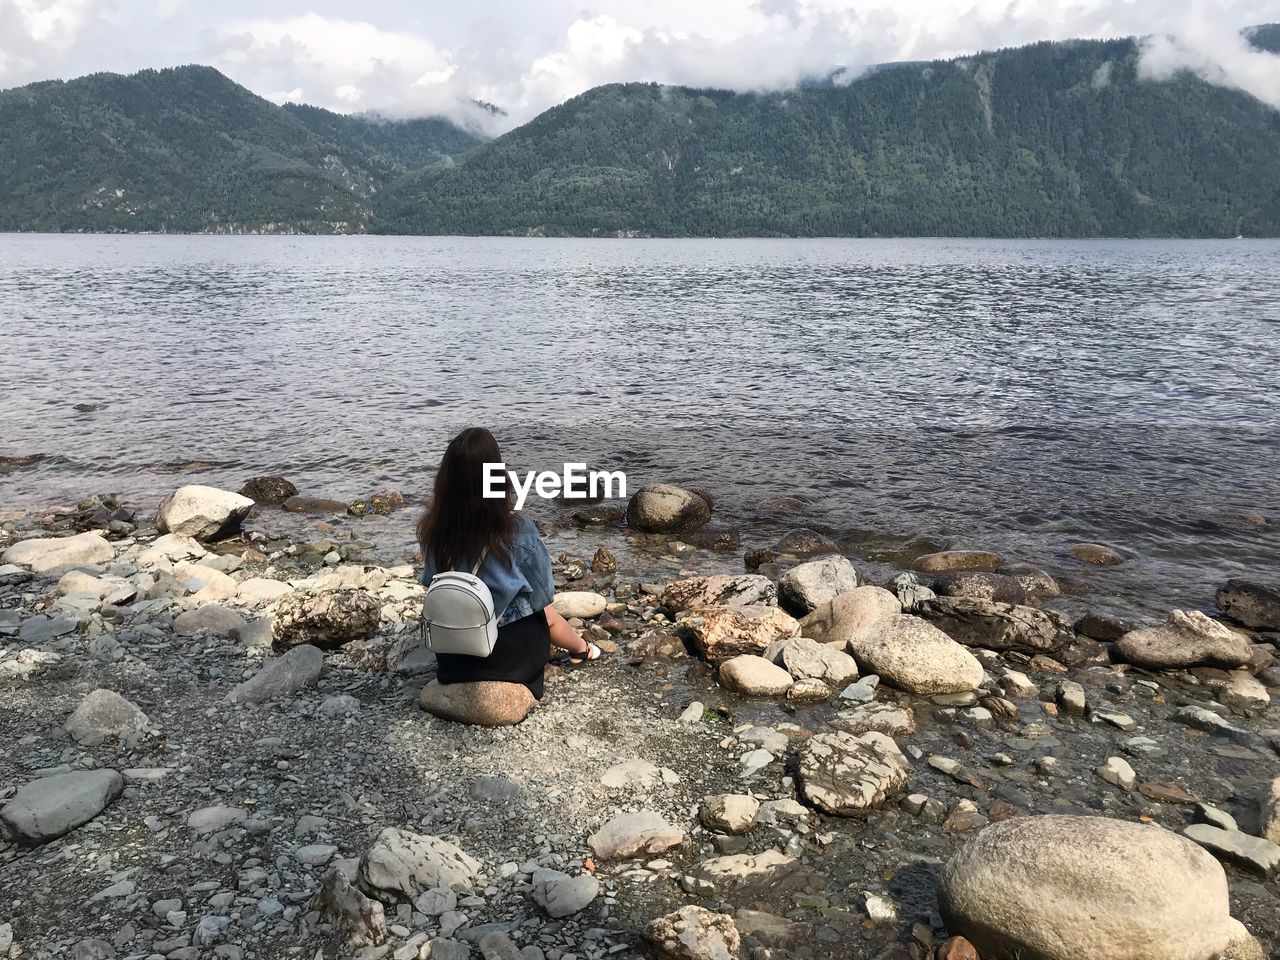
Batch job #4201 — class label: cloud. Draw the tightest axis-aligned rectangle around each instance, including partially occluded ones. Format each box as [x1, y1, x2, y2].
[2, 0, 1280, 131]
[1137, 14, 1280, 109]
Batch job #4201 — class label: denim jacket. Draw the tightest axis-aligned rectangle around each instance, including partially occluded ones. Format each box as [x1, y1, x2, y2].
[420, 515, 555, 626]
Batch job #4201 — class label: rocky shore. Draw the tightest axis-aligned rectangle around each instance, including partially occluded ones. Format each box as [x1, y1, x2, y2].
[1, 481, 1278, 960]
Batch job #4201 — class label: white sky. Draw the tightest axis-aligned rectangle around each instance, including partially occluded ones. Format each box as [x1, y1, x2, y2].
[1, 0, 1278, 130]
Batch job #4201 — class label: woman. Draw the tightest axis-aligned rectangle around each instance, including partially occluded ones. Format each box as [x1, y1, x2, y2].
[418, 427, 602, 699]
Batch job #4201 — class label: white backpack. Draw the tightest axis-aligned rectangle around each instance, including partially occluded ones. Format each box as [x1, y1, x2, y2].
[421, 550, 498, 657]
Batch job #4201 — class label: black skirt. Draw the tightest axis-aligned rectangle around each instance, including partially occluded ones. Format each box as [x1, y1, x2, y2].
[435, 610, 551, 699]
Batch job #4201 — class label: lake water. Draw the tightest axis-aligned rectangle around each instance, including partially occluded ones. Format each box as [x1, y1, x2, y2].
[2, 234, 1278, 616]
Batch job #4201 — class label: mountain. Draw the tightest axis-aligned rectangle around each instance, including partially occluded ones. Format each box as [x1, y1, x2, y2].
[378, 30, 1280, 238]
[0, 65, 482, 233]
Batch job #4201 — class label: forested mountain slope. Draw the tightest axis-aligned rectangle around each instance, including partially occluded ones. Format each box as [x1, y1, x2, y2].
[377, 31, 1280, 237]
[0, 66, 481, 233]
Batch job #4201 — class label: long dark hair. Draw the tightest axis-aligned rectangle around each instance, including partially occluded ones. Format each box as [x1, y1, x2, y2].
[417, 427, 518, 572]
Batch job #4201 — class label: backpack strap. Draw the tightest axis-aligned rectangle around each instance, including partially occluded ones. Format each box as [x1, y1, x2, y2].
[471, 547, 488, 576]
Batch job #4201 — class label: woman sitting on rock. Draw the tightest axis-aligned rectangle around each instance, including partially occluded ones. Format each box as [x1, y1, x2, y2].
[418, 427, 602, 698]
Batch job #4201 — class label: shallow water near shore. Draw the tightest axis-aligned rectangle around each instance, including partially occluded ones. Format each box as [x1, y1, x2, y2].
[2, 234, 1278, 616]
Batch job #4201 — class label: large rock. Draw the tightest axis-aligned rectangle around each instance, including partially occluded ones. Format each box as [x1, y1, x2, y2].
[273, 589, 381, 650]
[173, 604, 247, 637]
[359, 828, 481, 898]
[778, 556, 859, 615]
[682, 604, 799, 663]
[828, 702, 917, 738]
[587, 811, 685, 860]
[844, 614, 983, 694]
[913, 550, 1002, 573]
[1215, 579, 1280, 631]
[799, 586, 901, 646]
[2, 532, 114, 575]
[939, 815, 1256, 960]
[531, 868, 599, 918]
[1114, 611, 1253, 669]
[774, 528, 840, 555]
[1000, 563, 1061, 600]
[553, 591, 607, 619]
[419, 679, 535, 726]
[155, 485, 254, 541]
[626, 484, 711, 534]
[0, 770, 124, 845]
[699, 795, 760, 834]
[932, 572, 1026, 605]
[64, 689, 150, 742]
[765, 635, 859, 685]
[227, 644, 324, 704]
[1068, 542, 1125, 566]
[646, 906, 741, 960]
[1260, 777, 1280, 845]
[239, 475, 298, 505]
[1183, 824, 1280, 878]
[661, 575, 777, 612]
[916, 597, 1072, 655]
[797, 731, 908, 815]
[719, 655, 794, 696]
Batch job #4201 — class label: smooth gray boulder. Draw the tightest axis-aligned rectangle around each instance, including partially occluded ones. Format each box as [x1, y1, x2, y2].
[799, 586, 900, 646]
[359, 828, 481, 898]
[2, 532, 114, 575]
[552, 591, 607, 619]
[1183, 823, 1280, 878]
[1, 770, 124, 844]
[227, 644, 324, 703]
[530, 868, 599, 918]
[778, 555, 859, 614]
[844, 614, 983, 694]
[939, 815, 1260, 960]
[719, 655, 794, 696]
[626, 484, 711, 534]
[174, 604, 247, 637]
[155, 484, 253, 541]
[765, 635, 859, 685]
[1115, 611, 1253, 669]
[64, 689, 150, 742]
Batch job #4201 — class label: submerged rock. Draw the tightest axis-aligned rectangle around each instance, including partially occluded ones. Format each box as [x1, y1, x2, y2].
[418, 679, 535, 726]
[844, 614, 984, 694]
[778, 555, 859, 614]
[1, 770, 124, 845]
[156, 484, 253, 541]
[1068, 542, 1125, 565]
[774, 528, 840, 555]
[797, 731, 909, 815]
[913, 550, 1002, 573]
[1114, 610, 1253, 669]
[939, 815, 1259, 960]
[932, 571, 1026, 605]
[1215, 578, 1280, 631]
[626, 484, 711, 533]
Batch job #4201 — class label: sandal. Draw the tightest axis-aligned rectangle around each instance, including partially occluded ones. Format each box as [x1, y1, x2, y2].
[554, 642, 603, 669]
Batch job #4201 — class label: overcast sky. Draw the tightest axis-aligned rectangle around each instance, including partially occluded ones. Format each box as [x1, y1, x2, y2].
[2, 0, 1278, 130]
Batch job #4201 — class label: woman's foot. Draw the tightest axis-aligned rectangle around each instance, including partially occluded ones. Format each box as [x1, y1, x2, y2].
[554, 641, 603, 667]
